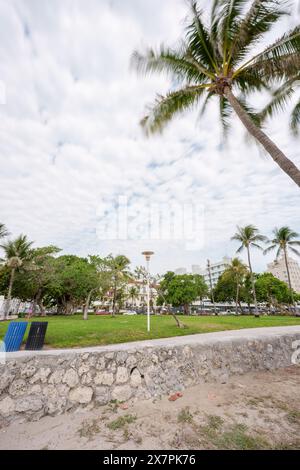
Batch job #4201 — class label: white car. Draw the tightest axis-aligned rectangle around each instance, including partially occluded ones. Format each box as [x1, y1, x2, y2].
[122, 310, 137, 315]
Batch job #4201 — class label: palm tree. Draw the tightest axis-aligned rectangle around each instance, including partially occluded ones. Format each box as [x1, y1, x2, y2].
[128, 285, 139, 307]
[131, 0, 300, 186]
[264, 226, 300, 304]
[106, 255, 131, 316]
[231, 225, 266, 316]
[0, 234, 33, 318]
[223, 257, 248, 314]
[0, 223, 9, 240]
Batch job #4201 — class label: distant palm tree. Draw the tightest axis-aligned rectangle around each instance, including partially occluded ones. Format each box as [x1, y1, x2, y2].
[0, 234, 33, 318]
[106, 255, 131, 316]
[131, 0, 300, 186]
[223, 257, 248, 314]
[264, 226, 300, 304]
[0, 223, 9, 240]
[128, 285, 139, 307]
[231, 225, 266, 317]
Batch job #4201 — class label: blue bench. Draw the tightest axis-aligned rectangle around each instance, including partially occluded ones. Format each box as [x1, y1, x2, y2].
[1, 322, 28, 352]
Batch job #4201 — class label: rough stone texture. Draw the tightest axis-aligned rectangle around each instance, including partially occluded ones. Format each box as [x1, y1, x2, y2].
[69, 386, 93, 404]
[0, 326, 299, 426]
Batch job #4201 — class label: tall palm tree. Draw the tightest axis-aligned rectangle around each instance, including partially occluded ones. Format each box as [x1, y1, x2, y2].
[131, 0, 300, 186]
[0, 234, 33, 318]
[223, 257, 248, 314]
[231, 225, 266, 316]
[0, 223, 9, 240]
[264, 226, 300, 304]
[106, 255, 131, 316]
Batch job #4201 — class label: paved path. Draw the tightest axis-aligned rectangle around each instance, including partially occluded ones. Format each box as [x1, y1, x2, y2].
[6, 325, 300, 359]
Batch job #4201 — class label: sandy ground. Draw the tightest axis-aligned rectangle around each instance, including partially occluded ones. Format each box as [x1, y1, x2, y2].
[1, 365, 299, 450]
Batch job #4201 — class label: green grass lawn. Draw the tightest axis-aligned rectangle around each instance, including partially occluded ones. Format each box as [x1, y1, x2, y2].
[1, 314, 300, 349]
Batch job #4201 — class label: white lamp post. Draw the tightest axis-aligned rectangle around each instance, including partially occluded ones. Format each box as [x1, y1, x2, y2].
[142, 251, 154, 333]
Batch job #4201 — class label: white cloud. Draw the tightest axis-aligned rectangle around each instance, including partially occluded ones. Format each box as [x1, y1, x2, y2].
[0, 0, 299, 275]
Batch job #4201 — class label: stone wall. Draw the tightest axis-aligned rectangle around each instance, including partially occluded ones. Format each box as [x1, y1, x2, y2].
[1, 326, 300, 426]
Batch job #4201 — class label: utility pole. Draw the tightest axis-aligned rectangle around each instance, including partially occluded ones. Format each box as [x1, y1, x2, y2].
[207, 259, 217, 315]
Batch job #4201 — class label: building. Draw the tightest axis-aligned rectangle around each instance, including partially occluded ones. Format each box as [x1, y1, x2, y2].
[174, 267, 187, 275]
[267, 256, 300, 293]
[191, 265, 201, 274]
[198, 256, 232, 288]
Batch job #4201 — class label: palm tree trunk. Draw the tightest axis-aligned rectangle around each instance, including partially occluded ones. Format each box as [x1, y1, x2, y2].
[4, 267, 15, 319]
[283, 247, 294, 307]
[224, 87, 300, 187]
[246, 245, 259, 317]
[83, 289, 94, 320]
[235, 280, 239, 315]
[112, 282, 117, 316]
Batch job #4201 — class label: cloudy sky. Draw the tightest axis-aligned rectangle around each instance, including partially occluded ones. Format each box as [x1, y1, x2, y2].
[0, 0, 299, 274]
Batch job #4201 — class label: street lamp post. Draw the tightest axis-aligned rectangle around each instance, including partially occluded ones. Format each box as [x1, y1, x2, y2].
[142, 251, 154, 333]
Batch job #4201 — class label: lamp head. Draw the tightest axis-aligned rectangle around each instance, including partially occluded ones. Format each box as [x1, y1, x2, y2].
[142, 251, 154, 261]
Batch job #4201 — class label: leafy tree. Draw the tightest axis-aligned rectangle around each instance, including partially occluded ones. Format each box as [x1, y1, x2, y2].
[24, 246, 61, 316]
[264, 226, 300, 305]
[131, 0, 300, 186]
[158, 272, 208, 315]
[231, 225, 266, 316]
[255, 272, 294, 307]
[47, 255, 99, 315]
[0, 234, 33, 318]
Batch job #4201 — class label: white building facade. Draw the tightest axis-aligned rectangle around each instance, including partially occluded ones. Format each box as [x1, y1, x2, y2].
[267, 256, 300, 293]
[196, 257, 232, 288]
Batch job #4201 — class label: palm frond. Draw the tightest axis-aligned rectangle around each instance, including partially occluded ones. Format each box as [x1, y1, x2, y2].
[199, 90, 214, 116]
[291, 100, 300, 136]
[219, 95, 232, 135]
[235, 25, 300, 79]
[141, 85, 207, 135]
[248, 53, 300, 81]
[289, 246, 300, 257]
[259, 76, 297, 122]
[188, 1, 220, 73]
[131, 45, 210, 82]
[263, 245, 276, 255]
[228, 0, 289, 68]
[234, 69, 270, 95]
[236, 96, 261, 127]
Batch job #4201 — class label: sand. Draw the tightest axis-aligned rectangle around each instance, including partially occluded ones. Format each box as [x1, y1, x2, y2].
[1, 365, 299, 450]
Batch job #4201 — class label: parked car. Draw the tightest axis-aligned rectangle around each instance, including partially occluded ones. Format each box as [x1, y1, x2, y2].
[95, 310, 109, 315]
[122, 310, 137, 315]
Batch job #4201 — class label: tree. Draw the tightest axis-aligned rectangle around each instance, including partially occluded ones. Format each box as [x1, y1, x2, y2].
[131, 0, 300, 186]
[105, 255, 131, 315]
[25, 246, 61, 317]
[0, 246, 60, 317]
[264, 226, 300, 305]
[158, 272, 208, 315]
[222, 258, 248, 314]
[255, 272, 294, 308]
[47, 255, 99, 316]
[0, 223, 9, 240]
[83, 255, 115, 320]
[231, 225, 266, 317]
[128, 285, 139, 307]
[0, 234, 33, 318]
